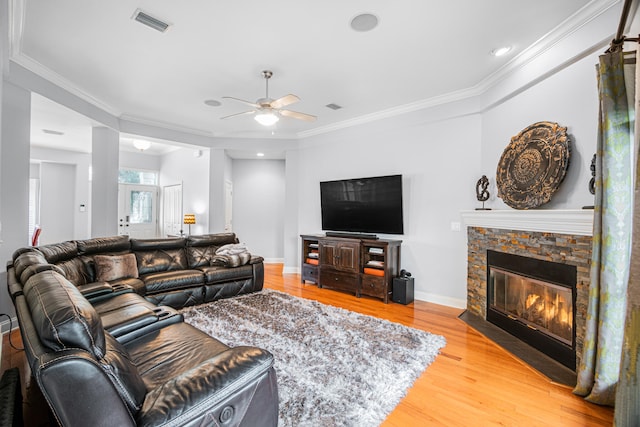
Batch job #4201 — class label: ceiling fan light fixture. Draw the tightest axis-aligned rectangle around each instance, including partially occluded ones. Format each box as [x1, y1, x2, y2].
[133, 139, 152, 151]
[255, 112, 279, 126]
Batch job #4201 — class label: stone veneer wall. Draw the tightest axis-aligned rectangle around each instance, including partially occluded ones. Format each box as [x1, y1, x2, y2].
[467, 226, 592, 369]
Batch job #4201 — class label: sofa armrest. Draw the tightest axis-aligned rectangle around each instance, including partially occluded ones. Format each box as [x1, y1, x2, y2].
[77, 282, 113, 298]
[138, 346, 277, 427]
[78, 282, 134, 303]
[249, 255, 264, 265]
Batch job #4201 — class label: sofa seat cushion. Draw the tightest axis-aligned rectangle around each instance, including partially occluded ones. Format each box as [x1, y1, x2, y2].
[141, 270, 205, 295]
[198, 265, 253, 284]
[128, 322, 276, 426]
[93, 292, 158, 315]
[125, 322, 229, 389]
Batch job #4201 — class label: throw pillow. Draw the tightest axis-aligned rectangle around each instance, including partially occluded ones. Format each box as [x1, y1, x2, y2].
[211, 252, 251, 267]
[94, 253, 139, 282]
[215, 243, 249, 256]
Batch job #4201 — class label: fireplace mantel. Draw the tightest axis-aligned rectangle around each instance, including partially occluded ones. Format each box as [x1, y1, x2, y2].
[460, 209, 593, 236]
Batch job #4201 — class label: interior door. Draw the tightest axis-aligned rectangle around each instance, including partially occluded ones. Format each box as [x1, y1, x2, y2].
[118, 184, 158, 238]
[224, 180, 233, 231]
[162, 183, 183, 236]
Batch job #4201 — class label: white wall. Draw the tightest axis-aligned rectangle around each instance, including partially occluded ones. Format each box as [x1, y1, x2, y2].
[232, 159, 286, 261]
[39, 162, 75, 244]
[31, 146, 92, 239]
[159, 147, 211, 235]
[293, 101, 482, 307]
[120, 150, 162, 172]
[481, 50, 600, 210]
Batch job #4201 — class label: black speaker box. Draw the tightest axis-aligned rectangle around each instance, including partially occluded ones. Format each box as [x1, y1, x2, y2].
[392, 276, 414, 305]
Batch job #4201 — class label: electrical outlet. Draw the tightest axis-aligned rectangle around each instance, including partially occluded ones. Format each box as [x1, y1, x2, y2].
[451, 221, 461, 232]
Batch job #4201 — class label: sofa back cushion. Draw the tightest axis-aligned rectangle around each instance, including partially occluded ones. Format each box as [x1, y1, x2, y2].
[77, 235, 131, 255]
[94, 253, 139, 282]
[186, 233, 239, 268]
[131, 238, 188, 275]
[13, 250, 49, 280]
[55, 257, 92, 286]
[23, 270, 106, 358]
[37, 241, 78, 264]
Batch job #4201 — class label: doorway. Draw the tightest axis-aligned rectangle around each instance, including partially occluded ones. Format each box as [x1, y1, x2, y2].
[163, 183, 183, 236]
[118, 184, 158, 238]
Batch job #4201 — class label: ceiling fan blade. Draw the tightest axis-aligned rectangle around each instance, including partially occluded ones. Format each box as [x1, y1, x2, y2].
[220, 110, 256, 120]
[280, 109, 317, 122]
[222, 96, 260, 108]
[269, 94, 300, 109]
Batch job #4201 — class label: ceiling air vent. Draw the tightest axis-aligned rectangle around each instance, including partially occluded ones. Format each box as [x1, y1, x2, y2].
[132, 9, 171, 33]
[326, 103, 343, 110]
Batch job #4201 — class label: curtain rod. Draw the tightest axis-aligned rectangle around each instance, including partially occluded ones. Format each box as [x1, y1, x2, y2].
[609, 0, 637, 51]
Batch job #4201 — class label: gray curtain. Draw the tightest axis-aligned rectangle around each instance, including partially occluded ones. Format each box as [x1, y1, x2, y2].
[574, 51, 633, 406]
[614, 43, 640, 426]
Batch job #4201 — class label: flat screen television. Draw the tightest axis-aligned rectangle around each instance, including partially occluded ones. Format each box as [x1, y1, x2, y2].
[320, 174, 404, 235]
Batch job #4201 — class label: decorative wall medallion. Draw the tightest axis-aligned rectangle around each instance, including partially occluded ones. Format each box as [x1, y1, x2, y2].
[496, 121, 570, 209]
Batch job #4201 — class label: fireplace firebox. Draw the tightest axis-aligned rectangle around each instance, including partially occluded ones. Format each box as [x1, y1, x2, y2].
[486, 250, 577, 370]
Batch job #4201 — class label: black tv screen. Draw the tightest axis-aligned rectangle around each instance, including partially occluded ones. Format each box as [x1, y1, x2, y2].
[320, 174, 404, 235]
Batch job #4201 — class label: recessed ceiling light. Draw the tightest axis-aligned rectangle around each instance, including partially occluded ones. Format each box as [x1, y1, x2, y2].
[351, 13, 379, 32]
[491, 46, 512, 57]
[257, 152, 265, 157]
[204, 99, 221, 107]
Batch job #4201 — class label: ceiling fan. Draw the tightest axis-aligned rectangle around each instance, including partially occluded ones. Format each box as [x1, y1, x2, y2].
[221, 70, 317, 126]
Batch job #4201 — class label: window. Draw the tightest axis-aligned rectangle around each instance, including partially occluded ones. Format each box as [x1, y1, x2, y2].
[118, 169, 158, 185]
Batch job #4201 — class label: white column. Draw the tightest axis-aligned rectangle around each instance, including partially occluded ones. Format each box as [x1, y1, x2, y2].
[0, 82, 31, 260]
[91, 126, 119, 237]
[283, 149, 300, 273]
[209, 148, 227, 232]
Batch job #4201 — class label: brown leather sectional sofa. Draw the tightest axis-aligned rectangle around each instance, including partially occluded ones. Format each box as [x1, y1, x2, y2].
[6, 233, 278, 426]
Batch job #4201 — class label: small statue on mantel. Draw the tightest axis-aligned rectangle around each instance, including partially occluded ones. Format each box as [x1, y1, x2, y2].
[475, 175, 491, 210]
[583, 153, 596, 209]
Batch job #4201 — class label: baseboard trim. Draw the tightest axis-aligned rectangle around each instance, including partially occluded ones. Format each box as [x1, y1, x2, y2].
[414, 291, 466, 309]
[0, 317, 18, 335]
[282, 266, 299, 275]
[263, 258, 284, 264]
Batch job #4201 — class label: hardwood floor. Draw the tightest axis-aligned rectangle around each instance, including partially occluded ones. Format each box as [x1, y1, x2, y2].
[262, 264, 614, 427]
[1, 263, 614, 426]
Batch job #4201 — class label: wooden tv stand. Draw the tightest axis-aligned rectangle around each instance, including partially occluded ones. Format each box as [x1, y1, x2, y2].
[300, 234, 402, 303]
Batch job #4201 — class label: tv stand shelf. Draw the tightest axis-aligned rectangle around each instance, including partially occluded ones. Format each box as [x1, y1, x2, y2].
[300, 235, 402, 303]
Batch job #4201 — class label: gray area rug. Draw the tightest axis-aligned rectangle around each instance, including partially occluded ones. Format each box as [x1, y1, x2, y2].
[180, 289, 446, 426]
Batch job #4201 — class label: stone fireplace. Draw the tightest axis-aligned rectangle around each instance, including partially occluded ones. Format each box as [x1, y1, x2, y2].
[461, 210, 593, 372]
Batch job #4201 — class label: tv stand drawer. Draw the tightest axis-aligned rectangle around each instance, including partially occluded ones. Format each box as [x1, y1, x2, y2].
[360, 275, 388, 300]
[319, 269, 359, 295]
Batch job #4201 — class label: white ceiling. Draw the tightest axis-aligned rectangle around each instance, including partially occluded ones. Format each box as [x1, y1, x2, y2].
[12, 0, 619, 155]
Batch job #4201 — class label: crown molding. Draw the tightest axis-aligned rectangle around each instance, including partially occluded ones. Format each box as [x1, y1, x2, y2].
[8, 0, 25, 58]
[475, 0, 620, 94]
[11, 54, 123, 117]
[8, 0, 620, 142]
[460, 209, 594, 236]
[119, 114, 215, 138]
[297, 86, 482, 138]
[298, 0, 620, 139]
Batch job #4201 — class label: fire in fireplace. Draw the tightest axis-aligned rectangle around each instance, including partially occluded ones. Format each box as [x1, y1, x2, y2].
[487, 250, 577, 370]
